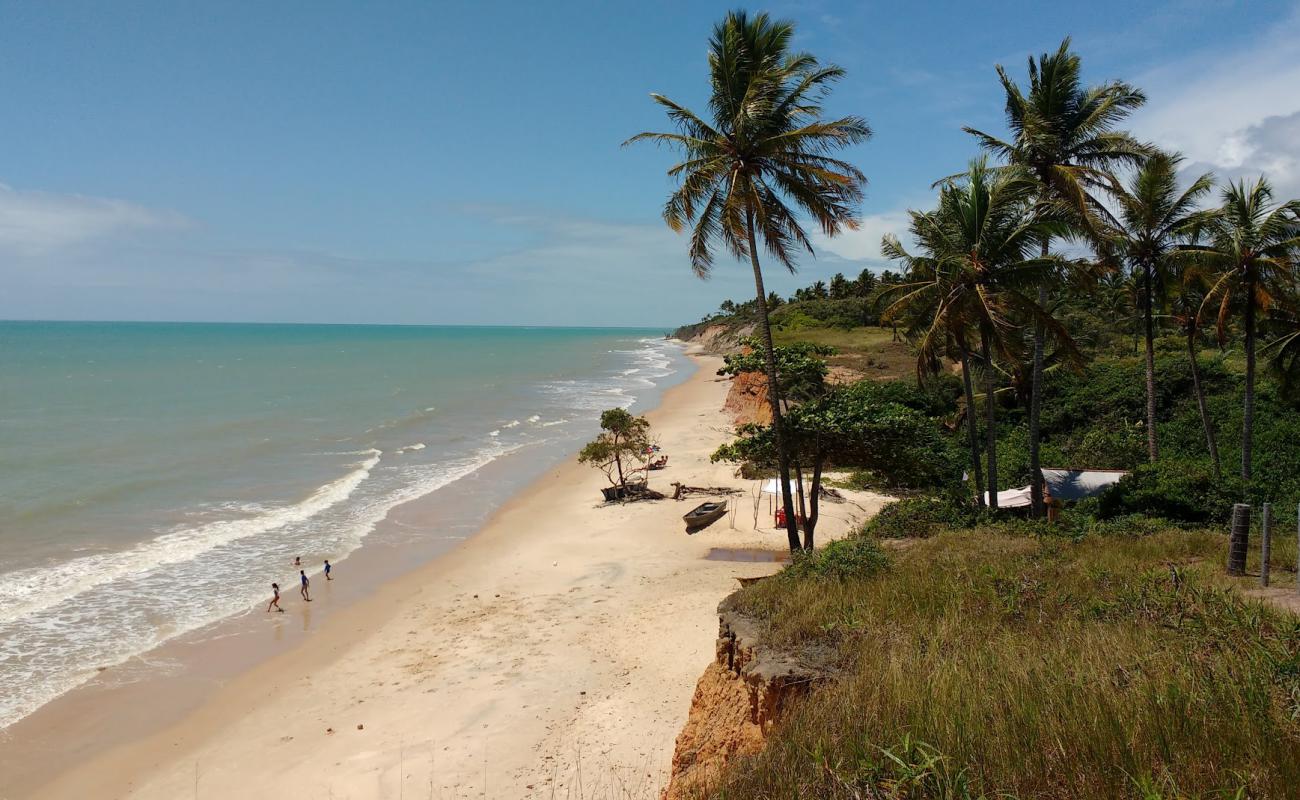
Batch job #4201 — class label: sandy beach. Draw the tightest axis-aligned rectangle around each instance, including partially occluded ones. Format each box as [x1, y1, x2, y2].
[19, 352, 887, 799]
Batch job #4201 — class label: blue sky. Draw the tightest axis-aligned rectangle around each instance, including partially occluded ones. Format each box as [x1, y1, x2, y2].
[3, 0, 1299, 327]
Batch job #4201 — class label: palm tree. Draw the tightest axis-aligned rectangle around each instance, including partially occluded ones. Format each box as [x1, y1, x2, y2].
[966, 38, 1149, 515]
[1188, 178, 1300, 483]
[1170, 281, 1222, 477]
[1101, 152, 1214, 461]
[626, 10, 869, 551]
[880, 157, 1070, 509]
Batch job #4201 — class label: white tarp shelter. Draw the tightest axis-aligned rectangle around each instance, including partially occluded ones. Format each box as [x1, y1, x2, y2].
[760, 478, 802, 496]
[982, 468, 1128, 508]
[1042, 468, 1127, 501]
[983, 486, 1033, 508]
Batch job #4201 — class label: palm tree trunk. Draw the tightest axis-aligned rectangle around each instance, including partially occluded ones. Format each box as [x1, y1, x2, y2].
[1187, 326, 1221, 478]
[746, 211, 801, 552]
[1028, 270, 1046, 517]
[805, 456, 823, 550]
[1242, 272, 1256, 484]
[1142, 261, 1159, 461]
[960, 347, 986, 508]
[982, 330, 999, 510]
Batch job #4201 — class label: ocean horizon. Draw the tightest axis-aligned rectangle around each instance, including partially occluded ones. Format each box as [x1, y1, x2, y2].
[0, 321, 689, 730]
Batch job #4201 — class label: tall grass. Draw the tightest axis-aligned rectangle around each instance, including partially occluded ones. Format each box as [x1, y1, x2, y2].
[706, 530, 1300, 799]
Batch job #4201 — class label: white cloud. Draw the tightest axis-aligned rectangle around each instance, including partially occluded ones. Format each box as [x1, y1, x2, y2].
[1132, 5, 1300, 199]
[0, 183, 189, 254]
[810, 208, 912, 264]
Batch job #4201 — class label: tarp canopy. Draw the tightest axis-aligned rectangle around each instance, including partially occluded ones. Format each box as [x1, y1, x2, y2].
[983, 486, 1033, 508]
[1042, 468, 1127, 501]
[760, 479, 801, 495]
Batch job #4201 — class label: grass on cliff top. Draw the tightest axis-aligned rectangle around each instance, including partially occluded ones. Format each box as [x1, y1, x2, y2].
[772, 325, 914, 380]
[703, 529, 1300, 800]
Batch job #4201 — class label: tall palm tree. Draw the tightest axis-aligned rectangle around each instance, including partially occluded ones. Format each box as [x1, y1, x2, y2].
[1101, 152, 1214, 461]
[626, 10, 869, 551]
[1188, 178, 1300, 483]
[966, 38, 1149, 516]
[880, 157, 1071, 509]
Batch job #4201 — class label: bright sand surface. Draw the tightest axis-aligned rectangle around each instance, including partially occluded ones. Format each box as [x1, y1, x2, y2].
[22, 353, 890, 799]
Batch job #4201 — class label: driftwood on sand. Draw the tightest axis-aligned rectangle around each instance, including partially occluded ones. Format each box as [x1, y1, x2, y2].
[671, 482, 745, 501]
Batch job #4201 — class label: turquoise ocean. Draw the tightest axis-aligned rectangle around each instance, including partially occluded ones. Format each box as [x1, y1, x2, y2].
[0, 322, 687, 729]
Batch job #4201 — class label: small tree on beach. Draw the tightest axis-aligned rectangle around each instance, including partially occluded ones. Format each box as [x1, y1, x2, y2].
[713, 382, 958, 548]
[625, 10, 870, 552]
[578, 408, 653, 489]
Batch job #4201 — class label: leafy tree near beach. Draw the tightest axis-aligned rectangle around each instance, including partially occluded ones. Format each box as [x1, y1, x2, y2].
[965, 37, 1150, 515]
[578, 408, 652, 490]
[716, 338, 835, 404]
[713, 381, 958, 548]
[626, 10, 869, 552]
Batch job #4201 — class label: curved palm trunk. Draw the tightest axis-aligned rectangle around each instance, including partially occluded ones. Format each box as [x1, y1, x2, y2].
[1242, 271, 1256, 484]
[960, 348, 986, 508]
[981, 330, 999, 510]
[805, 457, 822, 550]
[1187, 326, 1221, 478]
[746, 213, 801, 552]
[1028, 281, 1046, 517]
[1142, 261, 1159, 461]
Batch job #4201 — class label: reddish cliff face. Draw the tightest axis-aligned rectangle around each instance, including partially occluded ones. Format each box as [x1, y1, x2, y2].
[662, 600, 820, 799]
[722, 370, 772, 426]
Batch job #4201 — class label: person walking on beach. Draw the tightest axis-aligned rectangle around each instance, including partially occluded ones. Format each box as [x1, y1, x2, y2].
[268, 583, 284, 613]
[324, 559, 332, 580]
[299, 570, 311, 601]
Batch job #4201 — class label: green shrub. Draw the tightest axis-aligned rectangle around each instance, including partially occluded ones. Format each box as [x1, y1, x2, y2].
[783, 535, 890, 581]
[862, 495, 977, 539]
[772, 297, 876, 330]
[1098, 459, 1243, 523]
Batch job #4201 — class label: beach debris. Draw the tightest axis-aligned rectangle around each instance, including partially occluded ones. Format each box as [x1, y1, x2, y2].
[356, 724, 364, 730]
[671, 482, 744, 501]
[326, 727, 335, 735]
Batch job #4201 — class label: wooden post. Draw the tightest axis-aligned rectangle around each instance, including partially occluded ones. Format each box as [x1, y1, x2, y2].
[1261, 503, 1272, 587]
[1227, 503, 1250, 576]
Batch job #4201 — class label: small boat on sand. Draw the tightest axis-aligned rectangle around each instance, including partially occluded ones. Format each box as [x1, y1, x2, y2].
[683, 501, 727, 532]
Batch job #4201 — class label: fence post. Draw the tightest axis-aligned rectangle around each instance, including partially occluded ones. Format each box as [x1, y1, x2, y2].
[1228, 503, 1250, 576]
[1261, 503, 1272, 587]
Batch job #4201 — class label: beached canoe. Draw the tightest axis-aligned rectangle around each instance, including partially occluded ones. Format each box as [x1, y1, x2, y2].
[683, 500, 727, 531]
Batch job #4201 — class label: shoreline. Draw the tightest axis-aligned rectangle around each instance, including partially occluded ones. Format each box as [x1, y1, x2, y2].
[14, 352, 890, 799]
